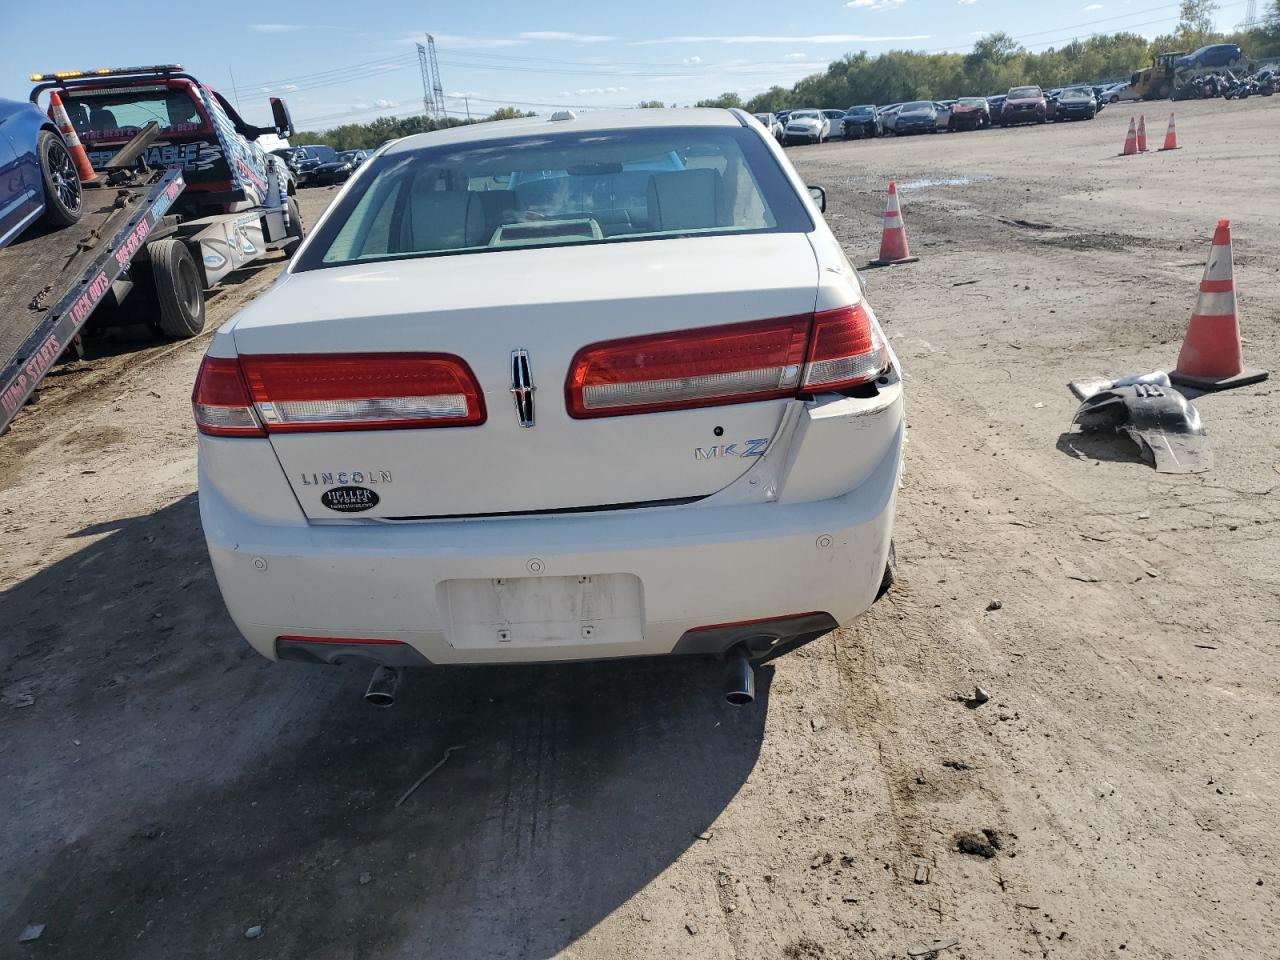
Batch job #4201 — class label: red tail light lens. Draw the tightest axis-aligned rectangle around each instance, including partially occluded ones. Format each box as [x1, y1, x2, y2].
[566, 305, 888, 418]
[238, 353, 486, 432]
[801, 304, 888, 392]
[566, 316, 811, 418]
[192, 356, 265, 437]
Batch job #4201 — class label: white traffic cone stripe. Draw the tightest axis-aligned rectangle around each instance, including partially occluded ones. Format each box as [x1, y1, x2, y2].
[1193, 291, 1237, 318]
[1202, 249, 1232, 281]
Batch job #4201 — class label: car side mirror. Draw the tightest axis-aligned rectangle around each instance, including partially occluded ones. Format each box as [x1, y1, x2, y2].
[270, 97, 295, 138]
[807, 185, 827, 213]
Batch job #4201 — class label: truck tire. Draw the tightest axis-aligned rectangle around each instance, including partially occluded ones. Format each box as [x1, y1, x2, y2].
[284, 196, 305, 257]
[149, 238, 205, 338]
[38, 130, 83, 228]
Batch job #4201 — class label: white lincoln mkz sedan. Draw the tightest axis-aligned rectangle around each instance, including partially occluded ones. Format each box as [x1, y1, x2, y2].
[194, 108, 904, 705]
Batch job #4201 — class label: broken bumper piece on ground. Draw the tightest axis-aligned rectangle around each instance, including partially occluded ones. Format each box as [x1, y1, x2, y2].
[1071, 383, 1212, 474]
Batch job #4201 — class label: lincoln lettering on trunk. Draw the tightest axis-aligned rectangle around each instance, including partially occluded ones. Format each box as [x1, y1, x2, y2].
[299, 471, 393, 486]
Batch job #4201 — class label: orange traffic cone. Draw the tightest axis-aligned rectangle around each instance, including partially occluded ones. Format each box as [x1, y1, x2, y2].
[1120, 117, 1138, 156]
[868, 181, 918, 267]
[1159, 112, 1180, 151]
[1170, 220, 1268, 392]
[1137, 114, 1149, 152]
[48, 91, 98, 184]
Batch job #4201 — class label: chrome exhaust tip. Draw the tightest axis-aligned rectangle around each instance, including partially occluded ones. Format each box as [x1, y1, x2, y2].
[722, 646, 756, 706]
[364, 665, 401, 708]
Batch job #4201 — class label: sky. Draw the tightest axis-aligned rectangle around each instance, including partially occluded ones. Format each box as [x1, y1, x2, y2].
[1, 0, 1254, 127]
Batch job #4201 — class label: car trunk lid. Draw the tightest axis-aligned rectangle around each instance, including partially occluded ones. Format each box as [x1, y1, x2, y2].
[231, 233, 819, 519]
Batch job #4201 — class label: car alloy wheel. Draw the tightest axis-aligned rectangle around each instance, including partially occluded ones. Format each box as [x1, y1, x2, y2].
[45, 137, 82, 214]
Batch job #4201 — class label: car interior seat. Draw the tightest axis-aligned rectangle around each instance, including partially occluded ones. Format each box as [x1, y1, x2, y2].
[646, 169, 723, 232]
[404, 185, 488, 252]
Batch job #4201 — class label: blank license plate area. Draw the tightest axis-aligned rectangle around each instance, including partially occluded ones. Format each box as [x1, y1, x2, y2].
[440, 574, 644, 649]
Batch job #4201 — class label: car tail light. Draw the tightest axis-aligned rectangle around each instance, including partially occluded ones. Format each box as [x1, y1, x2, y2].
[565, 305, 888, 418]
[192, 356, 265, 437]
[238, 353, 486, 432]
[566, 316, 811, 418]
[801, 303, 889, 392]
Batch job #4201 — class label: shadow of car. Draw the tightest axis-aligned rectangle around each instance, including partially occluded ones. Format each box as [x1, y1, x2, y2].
[0, 492, 775, 958]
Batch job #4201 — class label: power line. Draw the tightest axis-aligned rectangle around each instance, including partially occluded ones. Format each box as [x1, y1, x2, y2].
[241, 53, 416, 91]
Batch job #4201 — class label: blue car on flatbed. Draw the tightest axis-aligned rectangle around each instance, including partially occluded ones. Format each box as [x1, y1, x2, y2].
[0, 96, 82, 248]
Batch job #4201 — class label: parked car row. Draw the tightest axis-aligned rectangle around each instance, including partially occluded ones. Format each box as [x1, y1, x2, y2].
[758, 82, 1109, 146]
[270, 145, 371, 186]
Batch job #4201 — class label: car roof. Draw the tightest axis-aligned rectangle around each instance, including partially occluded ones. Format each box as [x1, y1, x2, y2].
[383, 108, 743, 154]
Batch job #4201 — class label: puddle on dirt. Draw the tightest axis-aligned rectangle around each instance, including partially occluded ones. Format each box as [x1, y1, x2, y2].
[896, 175, 994, 190]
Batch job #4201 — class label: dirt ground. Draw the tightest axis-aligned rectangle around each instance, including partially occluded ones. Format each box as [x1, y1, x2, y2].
[2, 97, 1277, 959]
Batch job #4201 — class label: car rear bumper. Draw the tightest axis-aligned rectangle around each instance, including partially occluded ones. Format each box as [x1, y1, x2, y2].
[200, 393, 903, 666]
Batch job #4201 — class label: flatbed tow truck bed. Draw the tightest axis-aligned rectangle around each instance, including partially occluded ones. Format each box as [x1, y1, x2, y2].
[0, 168, 184, 434]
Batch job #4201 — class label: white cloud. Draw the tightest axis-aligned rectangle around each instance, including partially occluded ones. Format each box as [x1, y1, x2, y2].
[571, 86, 629, 95]
[632, 33, 929, 45]
[259, 86, 271, 93]
[784, 52, 808, 60]
[283, 83, 299, 92]
[251, 23, 304, 32]
[846, 0, 906, 9]
[428, 34, 528, 49]
[373, 98, 399, 108]
[1085, 2, 1102, 8]
[683, 55, 703, 64]
[957, 0, 977, 5]
[518, 31, 615, 43]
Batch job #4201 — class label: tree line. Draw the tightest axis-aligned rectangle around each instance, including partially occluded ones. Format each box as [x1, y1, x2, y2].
[292, 107, 533, 150]
[700, 1, 1280, 113]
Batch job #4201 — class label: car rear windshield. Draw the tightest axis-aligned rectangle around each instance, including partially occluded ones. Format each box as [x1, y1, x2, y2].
[901, 101, 934, 114]
[958, 98, 987, 107]
[845, 106, 875, 117]
[1008, 87, 1042, 99]
[297, 126, 812, 270]
[62, 87, 208, 140]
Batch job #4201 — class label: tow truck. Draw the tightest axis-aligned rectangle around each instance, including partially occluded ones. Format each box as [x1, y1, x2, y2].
[1, 64, 301, 434]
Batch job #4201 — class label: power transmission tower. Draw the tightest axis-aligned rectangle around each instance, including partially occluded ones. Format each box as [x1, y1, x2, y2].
[417, 42, 438, 119]
[426, 34, 445, 119]
[1239, 0, 1258, 27]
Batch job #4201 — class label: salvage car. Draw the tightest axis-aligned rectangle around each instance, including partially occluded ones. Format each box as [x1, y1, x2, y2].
[193, 108, 904, 702]
[1054, 87, 1097, 121]
[878, 103, 904, 134]
[753, 112, 784, 141]
[892, 101, 939, 135]
[1000, 85, 1048, 125]
[948, 97, 990, 130]
[841, 104, 881, 139]
[293, 143, 337, 185]
[312, 149, 367, 186]
[782, 109, 830, 144]
[0, 96, 82, 247]
[822, 109, 847, 138]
